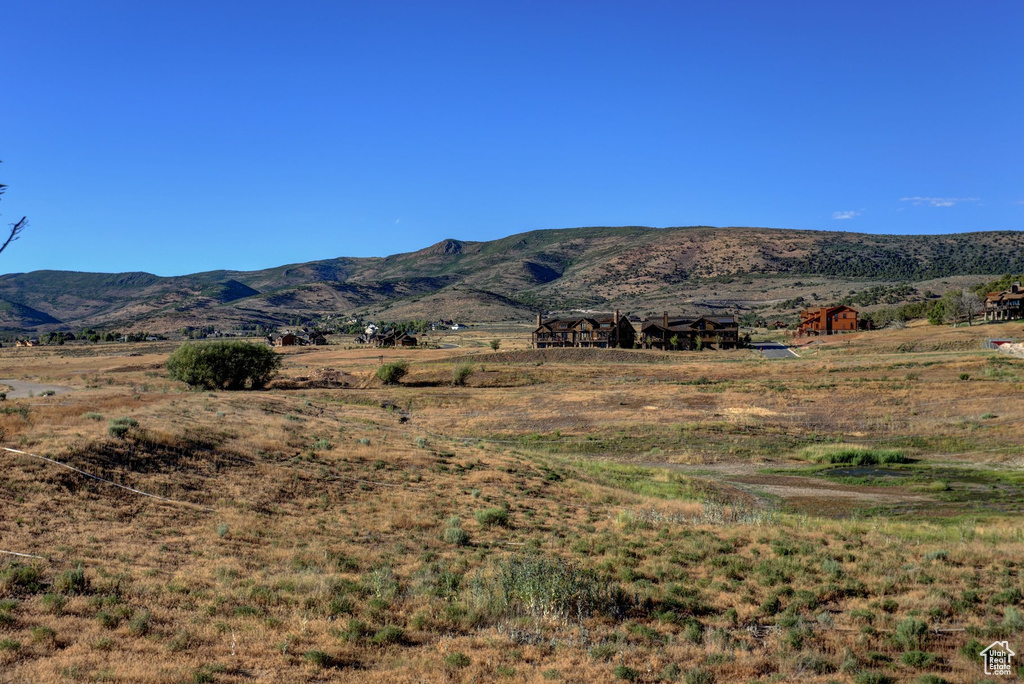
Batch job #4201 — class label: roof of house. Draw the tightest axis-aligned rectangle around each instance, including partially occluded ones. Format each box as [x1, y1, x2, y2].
[641, 315, 738, 332]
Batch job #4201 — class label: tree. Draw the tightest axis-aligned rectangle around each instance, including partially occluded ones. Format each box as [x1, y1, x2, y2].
[0, 161, 28, 256]
[489, 339, 501, 351]
[166, 341, 282, 390]
[375, 361, 408, 385]
[959, 289, 984, 326]
[939, 289, 965, 326]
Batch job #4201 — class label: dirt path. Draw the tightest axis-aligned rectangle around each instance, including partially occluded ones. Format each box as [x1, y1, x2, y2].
[0, 379, 75, 399]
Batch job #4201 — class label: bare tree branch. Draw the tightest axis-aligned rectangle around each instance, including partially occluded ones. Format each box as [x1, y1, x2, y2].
[0, 216, 27, 256]
[0, 159, 28, 256]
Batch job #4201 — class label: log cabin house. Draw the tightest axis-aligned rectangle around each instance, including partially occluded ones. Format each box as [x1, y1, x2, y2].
[797, 306, 859, 336]
[984, 282, 1024, 321]
[638, 313, 740, 350]
[532, 311, 635, 349]
[374, 330, 417, 347]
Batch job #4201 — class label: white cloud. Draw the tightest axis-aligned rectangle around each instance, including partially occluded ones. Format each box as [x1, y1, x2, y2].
[832, 210, 858, 220]
[900, 196, 979, 207]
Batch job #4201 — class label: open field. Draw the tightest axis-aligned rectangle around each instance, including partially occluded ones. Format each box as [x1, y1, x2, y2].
[1, 321, 1023, 683]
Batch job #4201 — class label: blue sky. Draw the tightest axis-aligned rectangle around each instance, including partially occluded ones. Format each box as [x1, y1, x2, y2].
[3, 1, 1022, 276]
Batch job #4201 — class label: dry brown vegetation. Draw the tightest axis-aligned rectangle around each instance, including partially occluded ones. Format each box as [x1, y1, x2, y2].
[1, 322, 1023, 683]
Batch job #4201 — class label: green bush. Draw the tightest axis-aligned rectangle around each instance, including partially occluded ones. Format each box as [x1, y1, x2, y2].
[900, 651, 937, 668]
[442, 520, 471, 547]
[893, 617, 929, 650]
[473, 555, 627, 623]
[128, 610, 152, 636]
[684, 667, 716, 684]
[107, 417, 138, 439]
[304, 650, 331, 668]
[474, 507, 509, 527]
[444, 652, 471, 668]
[375, 361, 409, 386]
[166, 341, 282, 390]
[53, 566, 89, 595]
[0, 563, 43, 595]
[452, 362, 474, 386]
[614, 664, 639, 681]
[370, 625, 404, 645]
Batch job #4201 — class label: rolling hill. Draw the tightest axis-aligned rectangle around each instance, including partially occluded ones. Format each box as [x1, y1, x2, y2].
[2, 225, 1023, 332]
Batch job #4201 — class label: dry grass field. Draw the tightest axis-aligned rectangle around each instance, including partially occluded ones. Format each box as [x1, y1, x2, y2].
[1, 322, 1023, 683]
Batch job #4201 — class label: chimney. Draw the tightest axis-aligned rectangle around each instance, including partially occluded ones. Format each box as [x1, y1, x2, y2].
[614, 309, 619, 325]
[1013, 282, 1021, 294]
[536, 312, 542, 328]
[664, 311, 669, 328]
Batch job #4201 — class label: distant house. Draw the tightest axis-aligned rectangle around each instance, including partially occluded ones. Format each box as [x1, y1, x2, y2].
[532, 311, 635, 349]
[797, 306, 858, 336]
[271, 332, 297, 347]
[639, 313, 741, 350]
[15, 339, 28, 347]
[375, 330, 417, 347]
[27, 338, 40, 347]
[984, 282, 1024, 321]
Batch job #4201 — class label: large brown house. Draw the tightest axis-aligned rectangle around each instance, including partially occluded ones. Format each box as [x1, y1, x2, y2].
[532, 311, 635, 349]
[639, 313, 740, 350]
[984, 282, 1024, 321]
[797, 305, 858, 335]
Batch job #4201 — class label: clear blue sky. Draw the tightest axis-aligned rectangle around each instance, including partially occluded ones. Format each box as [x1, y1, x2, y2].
[3, 1, 1023, 276]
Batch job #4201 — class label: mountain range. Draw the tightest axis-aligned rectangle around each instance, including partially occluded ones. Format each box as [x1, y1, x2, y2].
[3, 225, 1023, 332]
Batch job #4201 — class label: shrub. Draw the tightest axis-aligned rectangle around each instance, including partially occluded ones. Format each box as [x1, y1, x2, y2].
[452, 362, 474, 386]
[474, 507, 510, 528]
[854, 673, 893, 684]
[304, 650, 331, 668]
[166, 341, 282, 390]
[444, 652, 471, 668]
[614, 665, 639, 681]
[443, 523, 471, 547]
[30, 626, 56, 644]
[54, 566, 89, 595]
[893, 617, 929, 650]
[474, 555, 628, 623]
[41, 594, 67, 615]
[338, 619, 370, 642]
[128, 610, 152, 636]
[901, 651, 937, 668]
[490, 339, 501, 351]
[0, 563, 43, 595]
[684, 667, 716, 684]
[107, 417, 138, 439]
[375, 361, 409, 386]
[370, 625, 404, 645]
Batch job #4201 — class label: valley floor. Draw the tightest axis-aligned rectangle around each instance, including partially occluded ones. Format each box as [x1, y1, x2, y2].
[1, 321, 1023, 683]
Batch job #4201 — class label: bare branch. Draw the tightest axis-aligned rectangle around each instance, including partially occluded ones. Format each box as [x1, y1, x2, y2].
[0, 159, 28, 256]
[0, 217, 27, 256]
